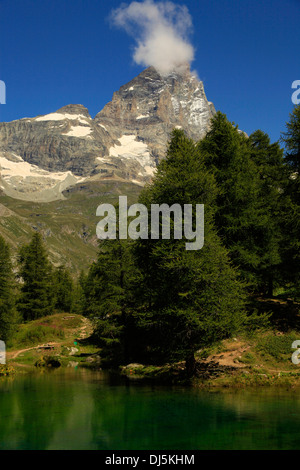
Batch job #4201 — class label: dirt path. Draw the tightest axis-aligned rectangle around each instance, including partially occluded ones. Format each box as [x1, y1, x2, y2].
[204, 340, 251, 369]
[77, 316, 94, 340]
[7, 316, 94, 362]
[7, 342, 61, 360]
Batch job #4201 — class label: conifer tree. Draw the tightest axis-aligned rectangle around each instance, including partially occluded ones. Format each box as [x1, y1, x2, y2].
[84, 234, 137, 365]
[72, 271, 87, 315]
[134, 129, 247, 374]
[248, 130, 285, 295]
[0, 236, 17, 342]
[53, 265, 74, 312]
[17, 232, 54, 321]
[200, 112, 282, 294]
[281, 104, 300, 172]
[280, 105, 300, 293]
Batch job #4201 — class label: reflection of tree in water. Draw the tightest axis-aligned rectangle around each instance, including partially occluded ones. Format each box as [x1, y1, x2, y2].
[2, 370, 300, 450]
[0, 371, 74, 450]
[90, 382, 238, 450]
[90, 382, 162, 450]
[0, 378, 21, 449]
[219, 390, 300, 449]
[90, 383, 300, 450]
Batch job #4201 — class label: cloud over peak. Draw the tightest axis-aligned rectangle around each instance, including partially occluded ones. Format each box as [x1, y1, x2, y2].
[110, 0, 195, 76]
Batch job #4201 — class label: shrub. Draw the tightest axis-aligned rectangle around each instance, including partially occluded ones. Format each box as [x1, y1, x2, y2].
[255, 332, 299, 361]
[12, 325, 65, 347]
[35, 355, 61, 368]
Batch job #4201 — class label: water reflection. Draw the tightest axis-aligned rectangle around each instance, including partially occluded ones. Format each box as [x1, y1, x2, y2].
[0, 369, 75, 449]
[0, 369, 300, 450]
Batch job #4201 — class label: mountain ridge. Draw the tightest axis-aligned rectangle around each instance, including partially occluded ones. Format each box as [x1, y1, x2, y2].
[0, 66, 215, 203]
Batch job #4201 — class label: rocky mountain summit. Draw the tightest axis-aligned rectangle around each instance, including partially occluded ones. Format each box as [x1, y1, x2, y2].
[0, 65, 215, 202]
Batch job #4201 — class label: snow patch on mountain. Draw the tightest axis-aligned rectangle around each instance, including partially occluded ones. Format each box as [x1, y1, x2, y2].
[63, 125, 93, 138]
[109, 135, 149, 159]
[0, 153, 83, 201]
[35, 113, 90, 124]
[109, 135, 155, 176]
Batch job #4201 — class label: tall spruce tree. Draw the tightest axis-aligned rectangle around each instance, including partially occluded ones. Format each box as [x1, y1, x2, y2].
[280, 105, 300, 293]
[84, 234, 137, 365]
[247, 130, 285, 295]
[53, 265, 74, 312]
[72, 270, 87, 315]
[200, 112, 282, 294]
[281, 104, 300, 172]
[134, 129, 247, 374]
[18, 232, 54, 321]
[0, 236, 17, 342]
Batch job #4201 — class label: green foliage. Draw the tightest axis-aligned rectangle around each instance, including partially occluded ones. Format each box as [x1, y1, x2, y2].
[72, 271, 87, 315]
[200, 112, 284, 294]
[281, 104, 300, 171]
[279, 105, 300, 295]
[53, 265, 74, 312]
[17, 232, 55, 321]
[0, 364, 15, 377]
[2, 108, 299, 376]
[248, 130, 286, 294]
[255, 332, 299, 361]
[133, 129, 247, 367]
[35, 355, 61, 368]
[242, 309, 271, 337]
[11, 324, 65, 348]
[83, 235, 139, 365]
[0, 235, 18, 342]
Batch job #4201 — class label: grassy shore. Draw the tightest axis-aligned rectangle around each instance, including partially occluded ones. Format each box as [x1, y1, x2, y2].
[4, 313, 100, 375]
[118, 328, 300, 388]
[3, 296, 300, 388]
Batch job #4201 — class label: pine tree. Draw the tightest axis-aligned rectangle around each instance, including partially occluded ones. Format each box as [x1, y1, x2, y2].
[134, 129, 247, 374]
[248, 130, 285, 295]
[0, 236, 17, 342]
[17, 232, 54, 321]
[72, 270, 87, 315]
[53, 265, 74, 312]
[281, 104, 300, 172]
[280, 105, 300, 294]
[200, 112, 282, 294]
[84, 234, 138, 365]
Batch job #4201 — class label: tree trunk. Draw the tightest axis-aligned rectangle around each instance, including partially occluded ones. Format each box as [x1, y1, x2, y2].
[267, 275, 273, 297]
[185, 352, 196, 377]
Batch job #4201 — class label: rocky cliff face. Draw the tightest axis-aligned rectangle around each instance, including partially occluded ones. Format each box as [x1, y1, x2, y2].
[0, 65, 215, 202]
[95, 65, 215, 164]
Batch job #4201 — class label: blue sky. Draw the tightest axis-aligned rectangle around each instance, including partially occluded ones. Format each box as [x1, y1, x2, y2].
[0, 0, 299, 143]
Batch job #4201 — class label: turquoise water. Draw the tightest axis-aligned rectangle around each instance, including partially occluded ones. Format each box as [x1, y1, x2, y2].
[0, 368, 300, 450]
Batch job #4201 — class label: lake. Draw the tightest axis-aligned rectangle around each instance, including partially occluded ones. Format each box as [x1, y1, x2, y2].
[0, 368, 300, 450]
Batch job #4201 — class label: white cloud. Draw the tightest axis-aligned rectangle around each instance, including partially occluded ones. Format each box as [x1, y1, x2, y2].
[110, 0, 195, 76]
